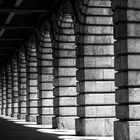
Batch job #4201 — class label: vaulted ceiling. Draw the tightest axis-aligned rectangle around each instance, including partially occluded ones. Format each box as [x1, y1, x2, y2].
[0, 0, 60, 65]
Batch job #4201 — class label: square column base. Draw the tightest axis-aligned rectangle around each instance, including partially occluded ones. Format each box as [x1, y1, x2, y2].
[76, 118, 115, 136]
[53, 116, 78, 130]
[26, 115, 37, 122]
[37, 115, 53, 125]
[17, 114, 26, 120]
[11, 114, 18, 118]
[6, 110, 11, 116]
[2, 109, 6, 115]
[114, 121, 140, 140]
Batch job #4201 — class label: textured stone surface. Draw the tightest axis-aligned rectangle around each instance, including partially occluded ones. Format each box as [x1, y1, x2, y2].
[26, 39, 38, 122]
[112, 0, 140, 139]
[53, 117, 77, 130]
[114, 121, 140, 140]
[37, 31, 54, 125]
[76, 118, 114, 136]
[6, 65, 12, 116]
[53, 13, 77, 129]
[11, 58, 19, 118]
[1, 70, 7, 115]
[76, 0, 115, 136]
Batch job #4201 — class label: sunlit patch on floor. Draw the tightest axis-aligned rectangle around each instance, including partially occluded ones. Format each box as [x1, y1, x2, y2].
[58, 136, 114, 140]
[37, 129, 75, 135]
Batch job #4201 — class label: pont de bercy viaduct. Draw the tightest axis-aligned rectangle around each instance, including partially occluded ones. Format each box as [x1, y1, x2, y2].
[0, 0, 138, 140]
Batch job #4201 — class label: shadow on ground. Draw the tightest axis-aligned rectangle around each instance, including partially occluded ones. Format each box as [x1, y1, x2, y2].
[0, 116, 60, 140]
[0, 116, 114, 140]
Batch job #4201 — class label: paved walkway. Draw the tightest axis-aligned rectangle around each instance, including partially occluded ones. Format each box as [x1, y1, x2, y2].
[0, 115, 114, 140]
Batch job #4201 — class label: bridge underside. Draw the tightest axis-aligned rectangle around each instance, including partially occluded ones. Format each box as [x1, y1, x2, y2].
[0, 0, 139, 140]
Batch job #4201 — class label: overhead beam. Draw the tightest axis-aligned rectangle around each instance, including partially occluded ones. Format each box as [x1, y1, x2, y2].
[0, 60, 7, 62]
[0, 25, 34, 29]
[0, 47, 15, 49]
[0, 38, 24, 41]
[0, 0, 23, 37]
[0, 54, 9, 56]
[0, 9, 51, 13]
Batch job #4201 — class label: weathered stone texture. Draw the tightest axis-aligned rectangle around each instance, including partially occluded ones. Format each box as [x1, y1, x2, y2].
[11, 58, 19, 118]
[37, 31, 54, 125]
[26, 39, 38, 122]
[6, 65, 12, 116]
[53, 13, 77, 130]
[76, 0, 115, 136]
[112, 0, 140, 139]
[1, 70, 7, 115]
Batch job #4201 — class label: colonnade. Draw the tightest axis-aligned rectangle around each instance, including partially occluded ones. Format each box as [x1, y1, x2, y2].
[0, 0, 139, 139]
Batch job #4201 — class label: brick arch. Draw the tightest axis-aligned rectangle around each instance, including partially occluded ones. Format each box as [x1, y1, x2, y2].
[51, 0, 77, 130]
[54, 0, 76, 20]
[37, 21, 54, 125]
[26, 35, 38, 122]
[5, 61, 12, 117]
[17, 45, 27, 120]
[51, 0, 77, 38]
[1, 66, 7, 116]
[27, 35, 38, 57]
[11, 53, 19, 118]
[0, 71, 2, 115]
[74, 0, 115, 136]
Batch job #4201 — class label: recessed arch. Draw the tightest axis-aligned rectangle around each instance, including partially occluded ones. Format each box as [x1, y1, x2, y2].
[1, 66, 7, 116]
[17, 45, 27, 120]
[11, 53, 19, 118]
[75, 0, 115, 136]
[26, 35, 38, 122]
[52, 0, 77, 130]
[37, 21, 54, 125]
[5, 62, 12, 116]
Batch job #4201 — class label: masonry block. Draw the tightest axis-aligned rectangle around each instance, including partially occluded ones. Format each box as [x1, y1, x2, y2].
[116, 88, 140, 103]
[76, 57, 114, 68]
[76, 118, 114, 136]
[37, 115, 53, 125]
[78, 106, 115, 117]
[77, 81, 115, 92]
[77, 69, 114, 80]
[53, 87, 77, 96]
[77, 93, 115, 105]
[53, 117, 77, 130]
[26, 115, 37, 122]
[114, 121, 140, 140]
[54, 107, 77, 116]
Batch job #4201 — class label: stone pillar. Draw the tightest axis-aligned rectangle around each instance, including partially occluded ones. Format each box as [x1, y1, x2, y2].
[11, 57, 19, 118]
[26, 38, 38, 122]
[1, 68, 7, 115]
[75, 0, 115, 136]
[0, 73, 2, 115]
[53, 13, 77, 129]
[6, 64, 12, 116]
[37, 30, 54, 125]
[17, 47, 27, 119]
[112, 0, 140, 139]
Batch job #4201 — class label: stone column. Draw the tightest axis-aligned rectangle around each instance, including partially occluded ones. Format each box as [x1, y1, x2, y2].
[75, 0, 115, 136]
[0, 73, 2, 115]
[1, 68, 7, 115]
[37, 30, 54, 125]
[53, 13, 77, 129]
[11, 57, 19, 118]
[17, 48, 27, 119]
[112, 0, 140, 139]
[6, 64, 12, 116]
[26, 38, 38, 122]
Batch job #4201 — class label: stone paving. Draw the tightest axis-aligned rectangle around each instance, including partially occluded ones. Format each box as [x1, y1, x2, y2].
[0, 115, 113, 140]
